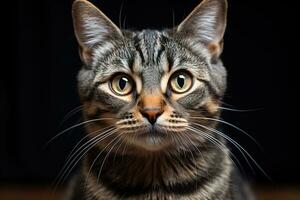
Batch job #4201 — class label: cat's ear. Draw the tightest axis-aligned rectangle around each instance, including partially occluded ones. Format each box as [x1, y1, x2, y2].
[72, 0, 122, 65]
[176, 0, 227, 59]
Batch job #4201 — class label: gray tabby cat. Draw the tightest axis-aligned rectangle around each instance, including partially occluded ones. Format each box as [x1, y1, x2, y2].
[67, 0, 253, 199]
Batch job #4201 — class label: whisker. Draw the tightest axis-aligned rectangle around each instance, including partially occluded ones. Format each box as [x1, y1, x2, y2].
[173, 131, 187, 158]
[218, 106, 262, 112]
[121, 126, 142, 159]
[46, 118, 114, 145]
[60, 105, 84, 126]
[190, 123, 254, 172]
[121, 134, 130, 160]
[219, 101, 245, 108]
[180, 130, 201, 188]
[185, 131, 206, 162]
[118, 0, 124, 29]
[65, 126, 115, 165]
[84, 132, 123, 188]
[96, 133, 124, 183]
[191, 122, 270, 179]
[183, 130, 207, 169]
[123, 15, 127, 30]
[190, 116, 261, 148]
[60, 129, 118, 183]
[172, 8, 175, 35]
[187, 126, 246, 178]
[171, 133, 188, 167]
[113, 133, 127, 164]
[53, 128, 117, 190]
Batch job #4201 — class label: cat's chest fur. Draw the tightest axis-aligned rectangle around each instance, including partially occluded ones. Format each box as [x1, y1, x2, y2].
[68, 146, 234, 200]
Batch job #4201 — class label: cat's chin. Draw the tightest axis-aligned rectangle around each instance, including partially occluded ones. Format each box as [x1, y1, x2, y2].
[128, 130, 172, 151]
[120, 125, 188, 152]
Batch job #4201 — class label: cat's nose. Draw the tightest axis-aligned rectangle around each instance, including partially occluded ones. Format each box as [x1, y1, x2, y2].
[140, 108, 163, 125]
[138, 95, 165, 125]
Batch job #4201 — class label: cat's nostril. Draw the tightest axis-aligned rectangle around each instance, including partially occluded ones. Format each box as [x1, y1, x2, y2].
[140, 108, 163, 125]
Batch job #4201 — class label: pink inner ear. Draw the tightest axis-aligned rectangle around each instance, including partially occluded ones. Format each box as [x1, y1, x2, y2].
[208, 43, 221, 56]
[79, 46, 93, 65]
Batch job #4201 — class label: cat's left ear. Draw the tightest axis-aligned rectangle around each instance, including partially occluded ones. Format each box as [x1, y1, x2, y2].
[72, 0, 123, 65]
[176, 0, 227, 60]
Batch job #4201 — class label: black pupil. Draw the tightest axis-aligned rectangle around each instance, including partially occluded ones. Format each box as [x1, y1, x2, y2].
[177, 75, 185, 88]
[119, 77, 128, 90]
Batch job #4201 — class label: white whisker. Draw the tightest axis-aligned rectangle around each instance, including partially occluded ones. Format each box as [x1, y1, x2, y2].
[190, 116, 261, 148]
[191, 122, 270, 179]
[84, 132, 123, 188]
[60, 105, 84, 126]
[187, 126, 246, 178]
[65, 126, 115, 165]
[96, 134, 124, 183]
[53, 128, 118, 191]
[47, 118, 114, 145]
[219, 106, 261, 112]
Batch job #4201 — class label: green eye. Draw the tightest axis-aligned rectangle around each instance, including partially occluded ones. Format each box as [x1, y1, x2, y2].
[111, 74, 133, 95]
[170, 71, 193, 93]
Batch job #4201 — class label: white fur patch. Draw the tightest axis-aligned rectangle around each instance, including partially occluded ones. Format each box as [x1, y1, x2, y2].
[195, 8, 218, 42]
[81, 15, 109, 47]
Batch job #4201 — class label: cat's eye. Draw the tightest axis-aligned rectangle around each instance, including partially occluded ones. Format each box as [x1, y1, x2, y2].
[110, 74, 133, 95]
[170, 70, 193, 93]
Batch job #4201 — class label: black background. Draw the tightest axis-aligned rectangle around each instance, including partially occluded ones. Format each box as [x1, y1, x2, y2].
[1, 0, 296, 186]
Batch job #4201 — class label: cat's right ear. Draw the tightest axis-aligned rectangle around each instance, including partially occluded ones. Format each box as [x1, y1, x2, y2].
[72, 0, 122, 65]
[176, 0, 227, 61]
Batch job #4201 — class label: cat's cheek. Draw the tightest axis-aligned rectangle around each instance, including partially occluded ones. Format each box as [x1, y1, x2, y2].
[203, 97, 220, 115]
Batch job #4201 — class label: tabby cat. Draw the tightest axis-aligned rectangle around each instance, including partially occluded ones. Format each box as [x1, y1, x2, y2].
[67, 0, 253, 199]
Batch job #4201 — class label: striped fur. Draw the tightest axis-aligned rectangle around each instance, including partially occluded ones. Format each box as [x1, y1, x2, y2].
[68, 0, 253, 199]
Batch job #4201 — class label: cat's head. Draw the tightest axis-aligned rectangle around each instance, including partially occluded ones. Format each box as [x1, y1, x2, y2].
[72, 0, 228, 152]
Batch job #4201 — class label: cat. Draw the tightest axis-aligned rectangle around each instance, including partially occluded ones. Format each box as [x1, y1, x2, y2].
[66, 0, 253, 199]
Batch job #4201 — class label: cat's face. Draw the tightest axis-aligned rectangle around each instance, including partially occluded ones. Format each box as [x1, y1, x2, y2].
[72, 0, 227, 152]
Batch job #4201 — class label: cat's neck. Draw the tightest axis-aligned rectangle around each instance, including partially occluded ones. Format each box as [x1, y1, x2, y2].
[82, 142, 232, 200]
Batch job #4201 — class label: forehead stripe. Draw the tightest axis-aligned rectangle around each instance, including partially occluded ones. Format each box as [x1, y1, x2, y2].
[155, 35, 168, 65]
[133, 31, 170, 67]
[133, 34, 145, 64]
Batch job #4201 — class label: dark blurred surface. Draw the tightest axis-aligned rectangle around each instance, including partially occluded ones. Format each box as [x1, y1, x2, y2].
[1, 0, 296, 186]
[1, 186, 300, 200]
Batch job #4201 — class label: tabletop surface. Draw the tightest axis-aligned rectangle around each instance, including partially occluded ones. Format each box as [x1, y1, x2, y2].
[0, 186, 300, 200]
